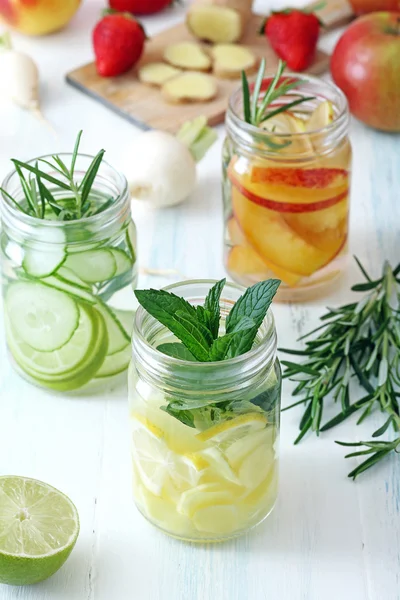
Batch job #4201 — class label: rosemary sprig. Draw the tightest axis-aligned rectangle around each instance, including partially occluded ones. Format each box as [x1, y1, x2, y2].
[281, 258, 400, 479]
[241, 58, 315, 129]
[0, 131, 110, 221]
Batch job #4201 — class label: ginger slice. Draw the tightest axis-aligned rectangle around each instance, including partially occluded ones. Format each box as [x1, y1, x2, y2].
[162, 72, 217, 104]
[186, 0, 252, 44]
[211, 44, 257, 79]
[138, 62, 181, 86]
[163, 42, 211, 72]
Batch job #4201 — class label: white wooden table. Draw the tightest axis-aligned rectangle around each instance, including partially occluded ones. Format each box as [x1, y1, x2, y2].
[0, 1, 399, 599]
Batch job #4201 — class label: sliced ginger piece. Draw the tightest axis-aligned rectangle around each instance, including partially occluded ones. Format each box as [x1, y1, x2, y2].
[164, 42, 211, 72]
[211, 44, 257, 79]
[138, 62, 181, 87]
[187, 0, 252, 44]
[162, 72, 217, 104]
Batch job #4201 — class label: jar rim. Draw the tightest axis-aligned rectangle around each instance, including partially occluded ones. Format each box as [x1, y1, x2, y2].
[0, 152, 129, 228]
[227, 71, 349, 140]
[133, 279, 277, 372]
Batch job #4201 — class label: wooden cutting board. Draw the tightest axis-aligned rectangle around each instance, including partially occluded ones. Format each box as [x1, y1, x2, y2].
[66, 1, 353, 134]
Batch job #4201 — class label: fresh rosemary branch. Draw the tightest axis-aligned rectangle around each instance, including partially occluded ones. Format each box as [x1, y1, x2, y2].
[281, 258, 400, 479]
[241, 58, 315, 129]
[0, 131, 110, 221]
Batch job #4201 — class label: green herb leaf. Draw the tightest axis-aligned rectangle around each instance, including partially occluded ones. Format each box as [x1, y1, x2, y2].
[134, 289, 212, 361]
[70, 130, 83, 177]
[79, 149, 106, 209]
[209, 317, 255, 361]
[225, 278, 280, 355]
[282, 257, 400, 479]
[162, 403, 195, 428]
[12, 159, 71, 191]
[203, 278, 225, 339]
[157, 343, 197, 361]
[241, 70, 251, 124]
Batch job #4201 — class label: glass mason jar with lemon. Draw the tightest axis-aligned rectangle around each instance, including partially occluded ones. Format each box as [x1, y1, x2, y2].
[223, 60, 351, 302]
[129, 279, 281, 542]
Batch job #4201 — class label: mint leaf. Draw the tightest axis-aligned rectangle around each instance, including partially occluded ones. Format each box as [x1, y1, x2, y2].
[196, 305, 212, 332]
[225, 279, 280, 356]
[203, 278, 226, 339]
[135, 289, 212, 361]
[162, 403, 195, 428]
[209, 317, 255, 361]
[157, 343, 196, 361]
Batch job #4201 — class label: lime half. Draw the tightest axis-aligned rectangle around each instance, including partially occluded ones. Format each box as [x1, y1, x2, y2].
[0, 476, 79, 586]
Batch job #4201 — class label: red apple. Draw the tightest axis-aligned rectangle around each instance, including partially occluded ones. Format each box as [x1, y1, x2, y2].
[331, 12, 400, 132]
[349, 0, 399, 16]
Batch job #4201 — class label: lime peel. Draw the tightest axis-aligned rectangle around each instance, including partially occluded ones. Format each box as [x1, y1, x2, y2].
[0, 476, 79, 586]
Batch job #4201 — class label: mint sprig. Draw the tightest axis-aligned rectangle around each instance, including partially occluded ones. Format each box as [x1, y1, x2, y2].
[135, 278, 280, 363]
[135, 278, 280, 428]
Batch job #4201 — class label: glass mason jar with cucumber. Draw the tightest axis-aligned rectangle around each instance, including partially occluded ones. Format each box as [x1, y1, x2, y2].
[0, 132, 137, 392]
[129, 278, 281, 542]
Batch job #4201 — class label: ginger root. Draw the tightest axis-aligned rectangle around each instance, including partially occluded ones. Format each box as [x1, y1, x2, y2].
[186, 0, 253, 44]
[138, 62, 181, 86]
[211, 44, 257, 79]
[163, 42, 211, 71]
[162, 72, 217, 104]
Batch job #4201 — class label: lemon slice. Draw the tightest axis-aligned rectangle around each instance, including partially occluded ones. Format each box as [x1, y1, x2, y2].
[131, 415, 174, 496]
[196, 413, 267, 444]
[226, 427, 275, 469]
[131, 414, 205, 494]
[177, 483, 234, 518]
[198, 448, 241, 484]
[306, 100, 335, 131]
[238, 444, 275, 491]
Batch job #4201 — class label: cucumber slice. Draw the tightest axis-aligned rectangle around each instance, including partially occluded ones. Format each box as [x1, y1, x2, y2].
[64, 249, 117, 283]
[95, 303, 130, 354]
[126, 221, 137, 262]
[111, 308, 135, 337]
[6, 281, 79, 352]
[109, 249, 133, 276]
[95, 343, 131, 378]
[41, 275, 96, 304]
[22, 227, 66, 278]
[56, 267, 91, 290]
[66, 241, 103, 254]
[6, 303, 109, 392]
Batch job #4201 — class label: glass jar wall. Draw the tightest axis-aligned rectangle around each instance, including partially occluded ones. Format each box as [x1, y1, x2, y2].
[129, 280, 281, 542]
[223, 74, 351, 302]
[0, 154, 137, 392]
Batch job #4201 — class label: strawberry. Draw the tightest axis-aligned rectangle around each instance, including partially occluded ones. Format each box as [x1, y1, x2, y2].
[263, 9, 320, 72]
[93, 13, 145, 77]
[108, 0, 173, 16]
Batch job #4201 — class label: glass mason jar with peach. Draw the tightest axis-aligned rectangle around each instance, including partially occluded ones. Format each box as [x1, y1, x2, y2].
[222, 60, 351, 302]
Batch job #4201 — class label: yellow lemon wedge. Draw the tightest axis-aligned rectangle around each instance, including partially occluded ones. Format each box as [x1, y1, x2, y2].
[177, 483, 235, 518]
[225, 427, 275, 469]
[196, 413, 267, 444]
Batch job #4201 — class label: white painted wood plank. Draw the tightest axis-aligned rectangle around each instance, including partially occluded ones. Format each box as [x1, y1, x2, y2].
[0, 1, 399, 599]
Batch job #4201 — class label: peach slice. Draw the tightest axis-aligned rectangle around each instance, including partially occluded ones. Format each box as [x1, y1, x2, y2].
[249, 167, 349, 205]
[232, 187, 335, 277]
[228, 160, 349, 213]
[228, 246, 302, 287]
[226, 218, 302, 286]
